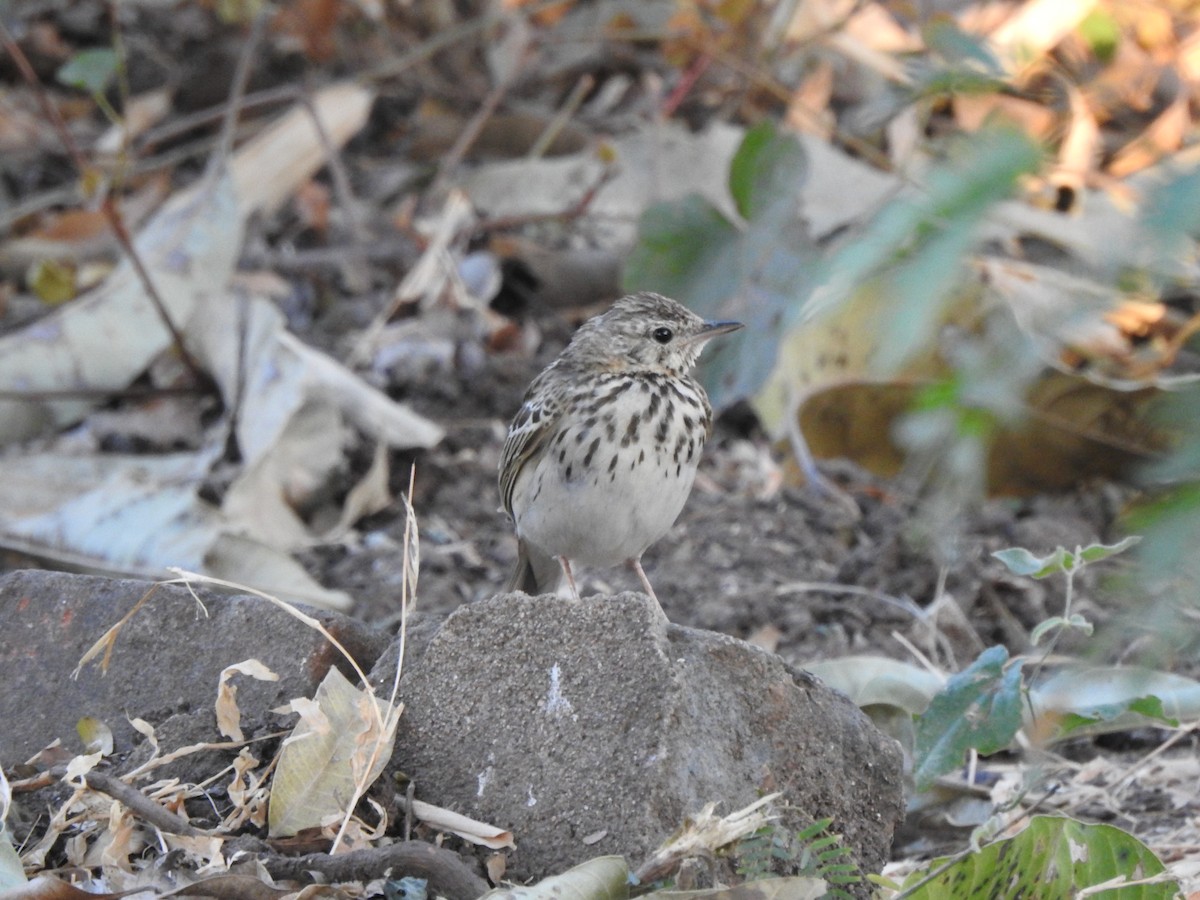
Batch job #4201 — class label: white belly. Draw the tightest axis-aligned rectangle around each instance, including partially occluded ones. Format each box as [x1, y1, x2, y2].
[510, 373, 708, 567]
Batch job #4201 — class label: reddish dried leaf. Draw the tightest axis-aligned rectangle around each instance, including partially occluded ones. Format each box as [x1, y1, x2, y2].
[273, 0, 343, 62]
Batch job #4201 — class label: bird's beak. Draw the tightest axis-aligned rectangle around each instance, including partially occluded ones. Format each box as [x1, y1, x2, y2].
[695, 320, 744, 342]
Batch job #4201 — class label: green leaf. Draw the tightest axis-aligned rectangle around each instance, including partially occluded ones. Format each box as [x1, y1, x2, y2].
[901, 816, 1178, 899]
[1077, 535, 1140, 563]
[913, 646, 1023, 791]
[1029, 616, 1066, 646]
[922, 19, 1004, 72]
[728, 122, 773, 220]
[625, 196, 740, 303]
[1057, 694, 1178, 738]
[1031, 666, 1200, 741]
[1079, 10, 1121, 64]
[873, 127, 1041, 374]
[794, 817, 834, 841]
[57, 48, 118, 95]
[1127, 694, 1176, 722]
[727, 121, 807, 221]
[991, 546, 1070, 578]
[1029, 613, 1093, 646]
[994, 538, 1139, 582]
[1144, 166, 1200, 242]
[28, 258, 78, 305]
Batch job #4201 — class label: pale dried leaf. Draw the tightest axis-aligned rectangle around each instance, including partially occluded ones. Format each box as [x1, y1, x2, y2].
[806, 656, 943, 715]
[220, 401, 348, 550]
[843, 3, 919, 53]
[63, 752, 103, 785]
[989, 0, 1098, 74]
[96, 88, 172, 158]
[954, 94, 1057, 137]
[0, 450, 351, 610]
[204, 534, 353, 611]
[480, 856, 627, 900]
[0, 874, 128, 899]
[216, 660, 280, 742]
[0, 173, 241, 445]
[0, 767, 22, 890]
[224, 748, 268, 831]
[159, 873, 290, 900]
[268, 667, 398, 838]
[324, 442, 391, 541]
[636, 794, 780, 883]
[161, 833, 227, 874]
[1051, 85, 1100, 198]
[785, 0, 861, 43]
[411, 799, 515, 849]
[225, 81, 375, 219]
[76, 717, 113, 755]
[650, 877, 827, 900]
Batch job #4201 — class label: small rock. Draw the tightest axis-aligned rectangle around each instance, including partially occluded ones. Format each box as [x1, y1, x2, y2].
[377, 592, 904, 884]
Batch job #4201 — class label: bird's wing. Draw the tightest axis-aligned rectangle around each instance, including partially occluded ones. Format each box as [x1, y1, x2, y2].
[499, 370, 567, 516]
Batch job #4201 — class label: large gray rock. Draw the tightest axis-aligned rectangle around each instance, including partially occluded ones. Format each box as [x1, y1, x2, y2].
[379, 592, 904, 884]
[0, 569, 390, 767]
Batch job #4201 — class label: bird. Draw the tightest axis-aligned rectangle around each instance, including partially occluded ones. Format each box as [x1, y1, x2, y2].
[499, 291, 743, 601]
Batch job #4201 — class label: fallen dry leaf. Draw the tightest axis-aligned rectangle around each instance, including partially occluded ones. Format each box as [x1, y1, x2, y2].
[216, 660, 280, 742]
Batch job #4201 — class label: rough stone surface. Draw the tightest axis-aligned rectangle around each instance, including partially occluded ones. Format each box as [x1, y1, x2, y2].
[0, 569, 391, 767]
[378, 592, 905, 884]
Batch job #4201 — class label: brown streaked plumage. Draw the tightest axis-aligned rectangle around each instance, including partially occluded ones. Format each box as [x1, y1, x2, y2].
[499, 292, 742, 600]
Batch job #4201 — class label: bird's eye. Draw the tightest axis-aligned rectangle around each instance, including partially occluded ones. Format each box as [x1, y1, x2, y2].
[652, 326, 674, 344]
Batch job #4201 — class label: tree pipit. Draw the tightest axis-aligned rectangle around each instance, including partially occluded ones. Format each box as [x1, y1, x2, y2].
[499, 292, 743, 600]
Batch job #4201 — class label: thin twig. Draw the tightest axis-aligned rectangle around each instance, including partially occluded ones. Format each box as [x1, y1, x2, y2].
[297, 89, 371, 292]
[84, 770, 204, 837]
[773, 580, 926, 621]
[527, 73, 593, 159]
[261, 841, 489, 900]
[0, 385, 204, 401]
[140, 84, 297, 149]
[1109, 719, 1200, 794]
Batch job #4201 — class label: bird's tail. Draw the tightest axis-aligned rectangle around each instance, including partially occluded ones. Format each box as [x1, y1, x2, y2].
[505, 541, 565, 596]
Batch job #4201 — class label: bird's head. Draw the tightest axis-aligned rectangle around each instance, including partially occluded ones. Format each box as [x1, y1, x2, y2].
[564, 292, 743, 375]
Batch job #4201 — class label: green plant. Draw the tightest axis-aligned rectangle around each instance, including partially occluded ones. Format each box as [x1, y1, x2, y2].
[893, 815, 1180, 900]
[913, 536, 1150, 790]
[734, 818, 862, 899]
[993, 537, 1139, 651]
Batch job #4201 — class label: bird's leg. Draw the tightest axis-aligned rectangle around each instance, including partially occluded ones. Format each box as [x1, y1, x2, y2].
[557, 556, 581, 599]
[628, 558, 659, 603]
